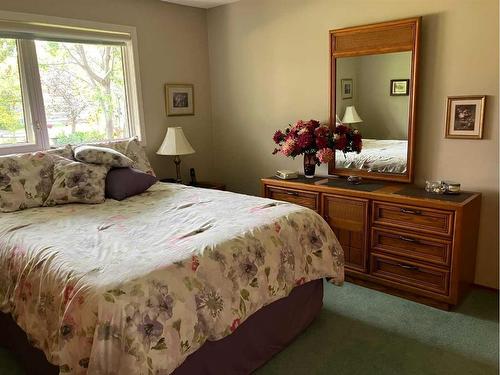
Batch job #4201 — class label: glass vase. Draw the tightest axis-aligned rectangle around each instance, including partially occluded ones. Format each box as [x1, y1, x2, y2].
[303, 153, 317, 178]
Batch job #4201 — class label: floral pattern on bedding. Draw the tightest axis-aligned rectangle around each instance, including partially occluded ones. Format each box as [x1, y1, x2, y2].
[0, 183, 343, 374]
[0, 151, 54, 212]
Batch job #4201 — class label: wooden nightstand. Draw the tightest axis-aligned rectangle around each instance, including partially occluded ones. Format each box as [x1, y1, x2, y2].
[190, 182, 226, 191]
[160, 178, 226, 191]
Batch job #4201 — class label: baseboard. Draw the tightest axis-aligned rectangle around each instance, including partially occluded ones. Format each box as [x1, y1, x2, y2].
[472, 283, 500, 293]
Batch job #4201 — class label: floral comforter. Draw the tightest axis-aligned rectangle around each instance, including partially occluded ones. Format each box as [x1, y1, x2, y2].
[0, 183, 344, 374]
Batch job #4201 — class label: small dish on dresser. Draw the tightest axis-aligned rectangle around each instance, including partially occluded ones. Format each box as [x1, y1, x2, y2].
[425, 180, 446, 194]
[425, 180, 461, 195]
[442, 181, 461, 194]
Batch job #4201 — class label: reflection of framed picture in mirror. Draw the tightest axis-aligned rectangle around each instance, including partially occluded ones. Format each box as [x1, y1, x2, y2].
[390, 79, 409, 96]
[341, 79, 353, 99]
[445, 96, 486, 139]
[165, 83, 194, 116]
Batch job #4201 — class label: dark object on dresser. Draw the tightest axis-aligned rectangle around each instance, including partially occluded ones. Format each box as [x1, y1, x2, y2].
[105, 167, 157, 201]
[262, 176, 482, 310]
[0, 279, 323, 375]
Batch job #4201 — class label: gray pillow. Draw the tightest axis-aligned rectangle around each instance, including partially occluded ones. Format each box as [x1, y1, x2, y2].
[73, 145, 133, 168]
[105, 167, 157, 201]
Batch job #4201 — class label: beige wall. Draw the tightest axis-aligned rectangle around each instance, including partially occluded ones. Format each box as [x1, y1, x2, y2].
[208, 0, 499, 288]
[0, 0, 213, 182]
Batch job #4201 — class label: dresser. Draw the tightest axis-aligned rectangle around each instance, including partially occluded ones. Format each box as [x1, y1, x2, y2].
[261, 176, 481, 310]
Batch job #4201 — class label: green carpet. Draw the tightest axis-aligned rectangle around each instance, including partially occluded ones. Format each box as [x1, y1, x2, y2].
[257, 282, 499, 375]
[1, 282, 498, 375]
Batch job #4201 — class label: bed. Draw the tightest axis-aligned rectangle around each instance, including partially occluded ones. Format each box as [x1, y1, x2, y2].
[335, 139, 408, 173]
[0, 182, 344, 374]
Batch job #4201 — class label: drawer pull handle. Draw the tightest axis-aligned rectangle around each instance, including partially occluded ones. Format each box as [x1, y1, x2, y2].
[398, 263, 419, 271]
[400, 208, 422, 215]
[399, 235, 419, 244]
[285, 191, 299, 196]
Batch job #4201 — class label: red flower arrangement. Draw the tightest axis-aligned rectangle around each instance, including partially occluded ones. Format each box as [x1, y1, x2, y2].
[272, 120, 362, 165]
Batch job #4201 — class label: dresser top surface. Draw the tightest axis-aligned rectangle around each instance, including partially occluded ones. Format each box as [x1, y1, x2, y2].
[262, 176, 480, 206]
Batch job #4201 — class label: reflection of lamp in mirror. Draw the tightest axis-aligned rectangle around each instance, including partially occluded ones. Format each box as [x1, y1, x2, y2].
[342, 105, 363, 128]
[342, 106, 364, 185]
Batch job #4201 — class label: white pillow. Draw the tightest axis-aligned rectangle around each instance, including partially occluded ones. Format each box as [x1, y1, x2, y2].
[73, 145, 133, 168]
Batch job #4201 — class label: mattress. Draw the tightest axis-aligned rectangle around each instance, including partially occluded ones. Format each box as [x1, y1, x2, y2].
[0, 182, 344, 374]
[0, 279, 324, 375]
[336, 138, 408, 173]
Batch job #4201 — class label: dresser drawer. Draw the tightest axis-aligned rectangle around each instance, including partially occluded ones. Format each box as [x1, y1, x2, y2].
[371, 228, 451, 267]
[265, 186, 319, 211]
[372, 201, 454, 237]
[322, 194, 369, 272]
[370, 254, 449, 295]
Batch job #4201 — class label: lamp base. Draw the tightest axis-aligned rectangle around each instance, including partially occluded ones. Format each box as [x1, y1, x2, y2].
[174, 155, 182, 183]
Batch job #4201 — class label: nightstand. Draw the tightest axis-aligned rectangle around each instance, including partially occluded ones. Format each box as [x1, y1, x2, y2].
[160, 178, 226, 191]
[190, 182, 226, 191]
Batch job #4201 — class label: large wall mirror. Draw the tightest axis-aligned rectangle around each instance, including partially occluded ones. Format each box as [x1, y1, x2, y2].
[329, 18, 421, 183]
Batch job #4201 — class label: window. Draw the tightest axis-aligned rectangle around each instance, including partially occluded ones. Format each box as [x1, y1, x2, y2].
[36, 41, 130, 146]
[0, 12, 144, 155]
[0, 39, 30, 146]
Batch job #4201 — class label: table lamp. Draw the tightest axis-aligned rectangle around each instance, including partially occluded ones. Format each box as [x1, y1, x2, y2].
[157, 127, 195, 183]
[342, 105, 363, 127]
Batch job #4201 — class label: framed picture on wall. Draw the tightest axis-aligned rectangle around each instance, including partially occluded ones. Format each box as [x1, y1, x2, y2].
[165, 83, 194, 116]
[445, 96, 486, 139]
[341, 79, 353, 99]
[390, 79, 410, 96]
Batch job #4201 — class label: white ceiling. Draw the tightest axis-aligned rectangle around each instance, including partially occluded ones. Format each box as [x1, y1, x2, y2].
[161, 0, 239, 8]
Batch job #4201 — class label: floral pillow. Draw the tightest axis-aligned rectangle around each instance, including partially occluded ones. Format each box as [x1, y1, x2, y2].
[73, 145, 133, 168]
[44, 156, 109, 206]
[81, 138, 155, 176]
[0, 152, 54, 212]
[46, 144, 74, 160]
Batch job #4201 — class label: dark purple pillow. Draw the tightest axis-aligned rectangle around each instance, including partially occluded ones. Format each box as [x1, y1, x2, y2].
[105, 167, 157, 201]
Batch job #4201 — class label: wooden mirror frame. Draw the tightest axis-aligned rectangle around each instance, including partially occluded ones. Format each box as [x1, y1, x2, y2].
[328, 17, 421, 183]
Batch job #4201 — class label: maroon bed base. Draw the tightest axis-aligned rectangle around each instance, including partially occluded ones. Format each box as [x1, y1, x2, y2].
[0, 279, 324, 375]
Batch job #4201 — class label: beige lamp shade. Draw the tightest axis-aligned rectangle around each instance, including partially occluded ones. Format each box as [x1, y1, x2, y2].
[157, 127, 195, 156]
[342, 106, 363, 124]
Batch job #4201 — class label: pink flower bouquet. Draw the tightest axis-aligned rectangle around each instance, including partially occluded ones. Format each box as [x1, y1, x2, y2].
[272, 119, 362, 177]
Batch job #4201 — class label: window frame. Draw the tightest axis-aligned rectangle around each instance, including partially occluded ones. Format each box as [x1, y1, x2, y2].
[0, 11, 146, 155]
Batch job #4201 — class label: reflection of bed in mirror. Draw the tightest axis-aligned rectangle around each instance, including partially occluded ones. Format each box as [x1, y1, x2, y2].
[335, 138, 407, 174]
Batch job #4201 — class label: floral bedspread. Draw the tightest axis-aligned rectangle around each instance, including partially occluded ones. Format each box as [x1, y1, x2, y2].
[0, 183, 344, 374]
